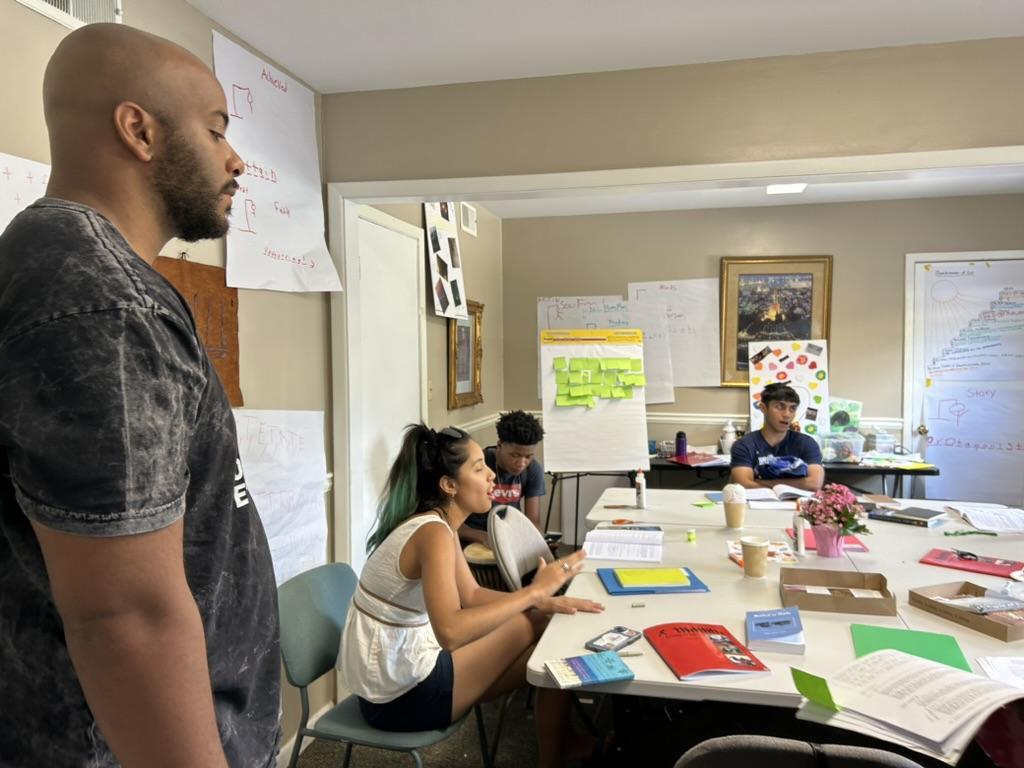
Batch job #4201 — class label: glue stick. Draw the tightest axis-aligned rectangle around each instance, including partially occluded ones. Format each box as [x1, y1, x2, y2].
[635, 470, 647, 509]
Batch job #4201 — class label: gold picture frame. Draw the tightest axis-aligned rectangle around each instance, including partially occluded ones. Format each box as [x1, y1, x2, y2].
[448, 300, 484, 409]
[720, 256, 832, 386]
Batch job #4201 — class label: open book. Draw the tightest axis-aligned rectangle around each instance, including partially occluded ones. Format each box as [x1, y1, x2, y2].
[582, 525, 663, 562]
[793, 649, 1024, 765]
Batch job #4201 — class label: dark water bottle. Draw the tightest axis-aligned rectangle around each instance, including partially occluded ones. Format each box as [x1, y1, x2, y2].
[675, 431, 687, 458]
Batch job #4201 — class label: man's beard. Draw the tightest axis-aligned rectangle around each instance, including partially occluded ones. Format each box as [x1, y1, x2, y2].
[152, 127, 233, 242]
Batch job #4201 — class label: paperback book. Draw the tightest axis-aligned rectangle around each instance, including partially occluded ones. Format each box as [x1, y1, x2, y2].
[544, 650, 635, 689]
[644, 622, 768, 680]
[745, 607, 805, 654]
[868, 506, 946, 527]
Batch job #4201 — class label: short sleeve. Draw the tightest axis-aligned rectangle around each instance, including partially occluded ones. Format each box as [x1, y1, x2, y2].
[523, 459, 546, 498]
[730, 437, 755, 468]
[0, 308, 205, 537]
[799, 434, 823, 465]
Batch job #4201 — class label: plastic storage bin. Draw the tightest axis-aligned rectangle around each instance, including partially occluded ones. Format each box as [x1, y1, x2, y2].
[863, 431, 896, 455]
[819, 432, 865, 463]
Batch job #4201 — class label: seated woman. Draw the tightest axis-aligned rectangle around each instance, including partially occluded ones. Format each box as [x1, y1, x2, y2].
[337, 424, 604, 768]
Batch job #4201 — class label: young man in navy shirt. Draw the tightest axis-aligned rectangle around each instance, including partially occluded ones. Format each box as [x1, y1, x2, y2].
[459, 410, 546, 546]
[730, 382, 825, 492]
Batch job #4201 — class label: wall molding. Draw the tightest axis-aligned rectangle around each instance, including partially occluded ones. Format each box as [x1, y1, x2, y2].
[528, 410, 903, 433]
[454, 411, 501, 434]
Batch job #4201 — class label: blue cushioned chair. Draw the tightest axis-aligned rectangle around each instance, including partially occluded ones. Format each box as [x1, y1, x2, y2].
[278, 563, 493, 768]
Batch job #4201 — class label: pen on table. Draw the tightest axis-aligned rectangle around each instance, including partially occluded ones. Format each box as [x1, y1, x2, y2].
[617, 651, 644, 657]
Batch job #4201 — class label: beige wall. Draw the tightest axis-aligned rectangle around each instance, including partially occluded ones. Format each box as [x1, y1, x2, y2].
[322, 38, 1024, 182]
[0, 0, 333, 749]
[502, 194, 1024, 445]
[375, 203, 505, 439]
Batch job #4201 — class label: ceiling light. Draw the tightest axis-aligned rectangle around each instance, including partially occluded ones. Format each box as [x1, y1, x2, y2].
[766, 183, 808, 195]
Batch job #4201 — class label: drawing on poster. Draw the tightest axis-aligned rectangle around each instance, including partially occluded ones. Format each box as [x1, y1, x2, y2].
[0, 151, 51, 232]
[747, 339, 830, 435]
[424, 201, 468, 318]
[536, 296, 630, 397]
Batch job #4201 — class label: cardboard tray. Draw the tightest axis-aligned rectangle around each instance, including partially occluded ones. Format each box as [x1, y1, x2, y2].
[779, 567, 897, 616]
[909, 581, 1024, 643]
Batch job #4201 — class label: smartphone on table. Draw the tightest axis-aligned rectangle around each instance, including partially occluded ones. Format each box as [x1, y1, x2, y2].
[584, 626, 641, 652]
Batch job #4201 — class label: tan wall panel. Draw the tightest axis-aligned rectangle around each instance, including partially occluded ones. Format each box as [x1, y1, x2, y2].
[323, 38, 1024, 182]
[502, 195, 1024, 427]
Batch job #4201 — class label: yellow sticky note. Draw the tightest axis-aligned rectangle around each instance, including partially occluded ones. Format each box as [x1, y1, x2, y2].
[553, 357, 567, 371]
[630, 358, 643, 371]
[555, 371, 569, 384]
[615, 568, 690, 587]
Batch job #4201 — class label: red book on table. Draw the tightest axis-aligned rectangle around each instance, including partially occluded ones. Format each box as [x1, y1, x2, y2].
[919, 548, 1023, 577]
[666, 453, 727, 467]
[786, 527, 870, 553]
[644, 622, 768, 680]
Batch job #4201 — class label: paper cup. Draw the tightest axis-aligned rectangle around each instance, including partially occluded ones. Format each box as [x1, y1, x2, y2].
[740, 536, 770, 578]
[724, 501, 746, 529]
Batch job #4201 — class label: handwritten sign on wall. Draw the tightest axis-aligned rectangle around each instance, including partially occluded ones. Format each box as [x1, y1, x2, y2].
[0, 151, 51, 233]
[212, 32, 341, 293]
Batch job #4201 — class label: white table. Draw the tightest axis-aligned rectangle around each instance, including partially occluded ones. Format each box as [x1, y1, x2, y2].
[529, 489, 1024, 707]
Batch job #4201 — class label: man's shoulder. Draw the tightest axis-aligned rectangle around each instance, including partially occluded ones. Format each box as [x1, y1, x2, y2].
[788, 431, 823, 459]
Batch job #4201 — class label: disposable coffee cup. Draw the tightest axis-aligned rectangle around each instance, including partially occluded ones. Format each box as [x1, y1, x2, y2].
[724, 501, 746, 529]
[740, 536, 770, 578]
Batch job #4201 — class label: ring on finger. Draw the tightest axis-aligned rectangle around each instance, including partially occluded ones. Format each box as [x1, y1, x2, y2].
[561, 561, 570, 573]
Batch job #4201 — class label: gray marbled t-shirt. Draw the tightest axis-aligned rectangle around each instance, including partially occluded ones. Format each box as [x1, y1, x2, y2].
[0, 199, 280, 767]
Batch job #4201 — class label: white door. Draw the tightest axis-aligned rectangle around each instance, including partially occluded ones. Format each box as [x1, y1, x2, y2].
[904, 251, 1024, 504]
[341, 205, 427, 573]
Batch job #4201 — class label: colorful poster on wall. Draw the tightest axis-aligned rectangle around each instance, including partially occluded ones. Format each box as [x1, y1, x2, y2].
[747, 339, 830, 436]
[541, 329, 650, 472]
[424, 201, 468, 318]
[828, 398, 863, 433]
[212, 32, 341, 292]
[0, 151, 50, 233]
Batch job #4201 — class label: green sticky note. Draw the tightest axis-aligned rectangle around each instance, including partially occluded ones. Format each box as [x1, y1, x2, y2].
[623, 386, 633, 399]
[602, 372, 618, 385]
[553, 357, 567, 371]
[599, 359, 612, 371]
[611, 386, 625, 398]
[583, 359, 599, 372]
[568, 372, 584, 385]
[599, 386, 613, 398]
[557, 383, 569, 396]
[585, 397, 596, 409]
[692, 501, 717, 509]
[620, 374, 636, 386]
[555, 371, 569, 385]
[631, 374, 648, 386]
[569, 358, 586, 371]
[556, 395, 571, 407]
[849, 625, 970, 672]
[613, 358, 630, 370]
[630, 358, 643, 371]
[791, 668, 839, 712]
[569, 384, 590, 397]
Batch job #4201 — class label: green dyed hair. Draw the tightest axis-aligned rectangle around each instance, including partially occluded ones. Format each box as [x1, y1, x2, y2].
[366, 423, 471, 553]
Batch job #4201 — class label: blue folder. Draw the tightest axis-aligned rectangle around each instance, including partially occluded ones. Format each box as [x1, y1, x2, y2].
[596, 567, 710, 595]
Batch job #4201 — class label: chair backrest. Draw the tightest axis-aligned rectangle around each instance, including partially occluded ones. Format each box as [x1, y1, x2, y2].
[488, 505, 554, 590]
[278, 563, 358, 689]
[674, 735, 924, 768]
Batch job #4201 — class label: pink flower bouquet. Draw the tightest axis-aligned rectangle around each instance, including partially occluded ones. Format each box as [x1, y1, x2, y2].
[799, 483, 870, 536]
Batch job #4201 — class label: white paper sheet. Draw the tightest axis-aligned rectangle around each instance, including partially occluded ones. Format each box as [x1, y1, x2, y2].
[423, 201, 468, 318]
[628, 279, 721, 387]
[956, 506, 1024, 533]
[626, 298, 674, 404]
[0, 151, 51, 232]
[536, 296, 629, 397]
[233, 409, 329, 585]
[978, 657, 1024, 689]
[212, 32, 340, 293]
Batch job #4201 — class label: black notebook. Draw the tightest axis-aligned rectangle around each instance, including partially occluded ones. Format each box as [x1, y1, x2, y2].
[868, 506, 945, 528]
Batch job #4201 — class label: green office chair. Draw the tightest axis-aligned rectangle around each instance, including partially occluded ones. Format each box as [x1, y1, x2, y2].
[278, 563, 493, 768]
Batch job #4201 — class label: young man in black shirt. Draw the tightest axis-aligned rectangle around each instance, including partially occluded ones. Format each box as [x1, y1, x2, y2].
[460, 410, 546, 547]
[0, 24, 279, 768]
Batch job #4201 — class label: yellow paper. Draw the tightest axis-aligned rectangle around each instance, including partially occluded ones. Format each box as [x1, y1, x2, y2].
[615, 568, 690, 587]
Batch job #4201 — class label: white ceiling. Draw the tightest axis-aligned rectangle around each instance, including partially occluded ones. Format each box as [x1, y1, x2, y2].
[188, 0, 1024, 94]
[482, 165, 1024, 218]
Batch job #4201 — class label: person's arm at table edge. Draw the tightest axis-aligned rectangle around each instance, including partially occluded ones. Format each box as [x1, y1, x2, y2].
[32, 518, 228, 768]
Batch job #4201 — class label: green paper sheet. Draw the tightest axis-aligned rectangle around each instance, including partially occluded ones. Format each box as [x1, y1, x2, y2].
[555, 371, 569, 385]
[599, 386, 613, 398]
[630, 358, 643, 371]
[692, 501, 717, 509]
[557, 383, 569, 396]
[569, 384, 591, 397]
[791, 668, 838, 712]
[611, 386, 625, 398]
[569, 358, 587, 371]
[599, 359, 612, 371]
[849, 624, 970, 672]
[568, 372, 584, 385]
[602, 372, 619, 385]
[622, 386, 633, 399]
[556, 395, 591, 407]
[553, 357, 567, 371]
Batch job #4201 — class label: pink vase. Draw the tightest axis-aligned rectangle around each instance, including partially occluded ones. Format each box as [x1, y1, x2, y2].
[812, 524, 845, 557]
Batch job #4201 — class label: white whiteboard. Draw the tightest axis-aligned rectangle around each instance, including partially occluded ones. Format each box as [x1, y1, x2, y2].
[0, 152, 50, 232]
[908, 252, 1024, 504]
[212, 32, 341, 293]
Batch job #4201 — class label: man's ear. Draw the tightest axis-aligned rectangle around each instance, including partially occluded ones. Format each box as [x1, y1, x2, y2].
[113, 101, 158, 163]
[757, 400, 768, 414]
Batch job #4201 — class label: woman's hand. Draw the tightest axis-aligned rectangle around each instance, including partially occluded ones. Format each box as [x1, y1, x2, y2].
[530, 549, 587, 597]
[536, 595, 605, 615]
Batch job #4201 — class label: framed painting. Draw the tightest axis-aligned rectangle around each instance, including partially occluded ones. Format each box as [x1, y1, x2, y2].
[448, 300, 484, 409]
[720, 256, 832, 386]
